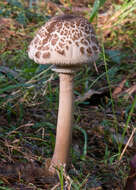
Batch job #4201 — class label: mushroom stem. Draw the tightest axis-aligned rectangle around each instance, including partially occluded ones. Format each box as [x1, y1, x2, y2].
[49, 73, 74, 172]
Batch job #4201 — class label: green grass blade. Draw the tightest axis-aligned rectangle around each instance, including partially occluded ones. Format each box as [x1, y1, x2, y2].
[118, 95, 136, 158]
[74, 125, 87, 159]
[89, 0, 107, 22]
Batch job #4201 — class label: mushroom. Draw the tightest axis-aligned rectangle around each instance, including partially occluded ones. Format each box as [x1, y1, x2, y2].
[28, 14, 100, 173]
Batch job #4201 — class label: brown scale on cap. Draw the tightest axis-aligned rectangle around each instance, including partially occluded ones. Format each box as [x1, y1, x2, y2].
[28, 14, 100, 65]
[51, 38, 58, 46]
[80, 47, 84, 54]
[43, 52, 50, 59]
[35, 51, 41, 58]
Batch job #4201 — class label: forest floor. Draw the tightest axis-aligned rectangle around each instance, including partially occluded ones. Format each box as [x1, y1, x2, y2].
[0, 0, 136, 189]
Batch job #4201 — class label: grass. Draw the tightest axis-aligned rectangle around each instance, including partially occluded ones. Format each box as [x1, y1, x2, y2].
[0, 0, 136, 189]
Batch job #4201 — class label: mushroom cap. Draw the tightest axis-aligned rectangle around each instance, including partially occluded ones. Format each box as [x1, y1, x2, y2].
[28, 14, 100, 66]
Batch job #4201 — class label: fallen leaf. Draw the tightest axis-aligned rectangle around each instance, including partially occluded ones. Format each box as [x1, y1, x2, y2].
[75, 89, 101, 102]
[123, 85, 136, 99]
[112, 79, 126, 98]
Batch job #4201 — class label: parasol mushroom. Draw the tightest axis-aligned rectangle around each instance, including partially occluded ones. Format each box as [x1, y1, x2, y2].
[28, 14, 100, 173]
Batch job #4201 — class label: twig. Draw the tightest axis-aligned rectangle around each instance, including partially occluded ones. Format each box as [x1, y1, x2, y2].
[119, 128, 136, 161]
[51, 183, 60, 190]
[7, 123, 34, 137]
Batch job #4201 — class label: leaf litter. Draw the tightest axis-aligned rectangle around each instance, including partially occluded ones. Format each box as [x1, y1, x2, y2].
[0, 0, 136, 189]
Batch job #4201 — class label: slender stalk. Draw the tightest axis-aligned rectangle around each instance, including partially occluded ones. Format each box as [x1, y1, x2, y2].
[50, 73, 74, 172]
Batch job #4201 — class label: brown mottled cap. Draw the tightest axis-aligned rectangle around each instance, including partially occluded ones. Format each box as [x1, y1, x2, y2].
[28, 14, 100, 66]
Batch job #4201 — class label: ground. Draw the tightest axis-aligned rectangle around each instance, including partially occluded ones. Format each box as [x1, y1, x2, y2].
[0, 0, 136, 189]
